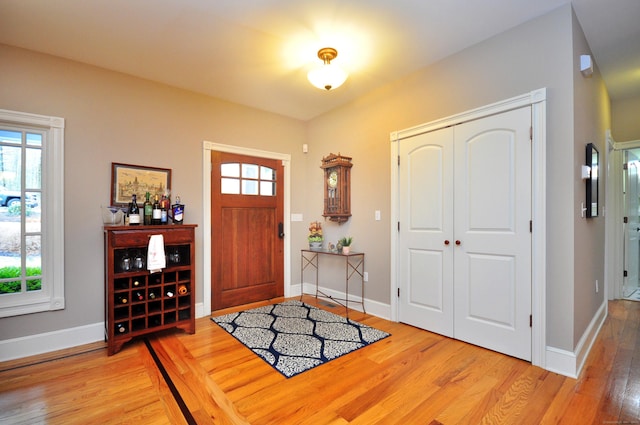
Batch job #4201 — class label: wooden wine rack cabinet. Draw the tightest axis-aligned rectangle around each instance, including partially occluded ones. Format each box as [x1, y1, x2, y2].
[104, 225, 197, 355]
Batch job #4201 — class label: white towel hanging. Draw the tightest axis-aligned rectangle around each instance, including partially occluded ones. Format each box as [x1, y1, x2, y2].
[147, 234, 166, 273]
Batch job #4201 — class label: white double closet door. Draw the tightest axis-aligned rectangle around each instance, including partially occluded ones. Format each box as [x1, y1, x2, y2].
[398, 106, 532, 361]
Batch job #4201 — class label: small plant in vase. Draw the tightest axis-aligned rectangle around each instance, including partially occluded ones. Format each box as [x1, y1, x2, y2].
[338, 236, 353, 254]
[308, 221, 323, 250]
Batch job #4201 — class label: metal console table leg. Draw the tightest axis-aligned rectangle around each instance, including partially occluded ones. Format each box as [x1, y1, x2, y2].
[300, 249, 365, 317]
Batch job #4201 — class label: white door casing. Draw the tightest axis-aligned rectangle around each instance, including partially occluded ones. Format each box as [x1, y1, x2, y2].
[623, 151, 640, 298]
[202, 142, 291, 317]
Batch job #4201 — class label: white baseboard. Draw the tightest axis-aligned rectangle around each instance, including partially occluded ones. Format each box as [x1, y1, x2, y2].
[544, 300, 608, 378]
[297, 282, 392, 320]
[0, 322, 104, 362]
[1, 302, 208, 362]
[7, 296, 605, 376]
[195, 302, 205, 319]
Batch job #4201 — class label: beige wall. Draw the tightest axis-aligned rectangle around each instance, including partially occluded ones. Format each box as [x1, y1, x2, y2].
[0, 43, 307, 340]
[571, 9, 610, 347]
[0, 3, 609, 355]
[612, 95, 640, 142]
[306, 5, 591, 351]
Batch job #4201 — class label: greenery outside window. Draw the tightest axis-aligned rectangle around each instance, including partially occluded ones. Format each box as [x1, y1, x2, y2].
[0, 109, 65, 317]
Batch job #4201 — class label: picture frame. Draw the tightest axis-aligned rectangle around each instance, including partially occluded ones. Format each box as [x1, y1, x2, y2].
[586, 143, 598, 218]
[111, 162, 171, 206]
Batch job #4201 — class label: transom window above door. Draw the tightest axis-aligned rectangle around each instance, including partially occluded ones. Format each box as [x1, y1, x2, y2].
[220, 162, 276, 196]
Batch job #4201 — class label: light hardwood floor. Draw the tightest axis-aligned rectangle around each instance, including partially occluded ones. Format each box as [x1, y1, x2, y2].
[1, 296, 639, 424]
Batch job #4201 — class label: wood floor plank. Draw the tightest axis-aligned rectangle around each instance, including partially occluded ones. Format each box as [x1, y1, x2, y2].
[151, 335, 250, 425]
[1, 298, 639, 424]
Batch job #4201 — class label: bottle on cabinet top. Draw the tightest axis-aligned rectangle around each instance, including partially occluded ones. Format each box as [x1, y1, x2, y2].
[160, 195, 169, 225]
[152, 195, 161, 225]
[128, 194, 141, 225]
[143, 192, 152, 225]
[172, 196, 184, 224]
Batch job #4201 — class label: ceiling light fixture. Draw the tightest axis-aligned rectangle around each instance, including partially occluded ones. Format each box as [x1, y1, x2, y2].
[307, 47, 348, 91]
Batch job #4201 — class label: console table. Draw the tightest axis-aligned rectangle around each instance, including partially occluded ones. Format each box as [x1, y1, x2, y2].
[300, 249, 365, 316]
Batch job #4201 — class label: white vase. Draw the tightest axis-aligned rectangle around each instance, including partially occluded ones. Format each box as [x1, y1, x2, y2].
[342, 246, 350, 254]
[309, 241, 323, 250]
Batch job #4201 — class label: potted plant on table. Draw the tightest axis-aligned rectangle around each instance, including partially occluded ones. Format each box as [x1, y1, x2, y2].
[308, 221, 324, 249]
[338, 236, 353, 254]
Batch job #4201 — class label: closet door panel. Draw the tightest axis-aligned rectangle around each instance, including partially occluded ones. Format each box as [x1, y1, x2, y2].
[398, 127, 454, 337]
[453, 106, 532, 361]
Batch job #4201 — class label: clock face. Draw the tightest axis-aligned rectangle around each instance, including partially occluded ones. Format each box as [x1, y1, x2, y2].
[328, 170, 338, 188]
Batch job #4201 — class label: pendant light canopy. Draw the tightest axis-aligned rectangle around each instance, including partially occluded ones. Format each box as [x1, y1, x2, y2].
[307, 47, 348, 91]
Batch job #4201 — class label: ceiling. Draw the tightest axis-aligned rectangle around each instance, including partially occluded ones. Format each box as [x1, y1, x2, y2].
[0, 0, 638, 121]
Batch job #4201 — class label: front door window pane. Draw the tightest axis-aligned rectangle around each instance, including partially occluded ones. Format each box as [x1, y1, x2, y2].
[260, 166, 275, 180]
[242, 164, 259, 179]
[242, 180, 258, 195]
[221, 163, 240, 178]
[221, 178, 240, 194]
[260, 181, 275, 196]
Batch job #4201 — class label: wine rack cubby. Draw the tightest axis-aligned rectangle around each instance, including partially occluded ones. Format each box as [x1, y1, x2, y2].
[104, 225, 197, 355]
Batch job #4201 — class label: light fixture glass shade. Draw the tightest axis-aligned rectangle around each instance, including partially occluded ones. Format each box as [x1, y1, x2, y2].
[307, 64, 348, 91]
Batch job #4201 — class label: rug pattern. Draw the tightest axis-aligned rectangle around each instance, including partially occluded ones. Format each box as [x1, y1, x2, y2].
[211, 300, 390, 378]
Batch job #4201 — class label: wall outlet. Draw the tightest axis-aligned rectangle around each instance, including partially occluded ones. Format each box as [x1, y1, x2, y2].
[595, 279, 599, 293]
[364, 272, 369, 282]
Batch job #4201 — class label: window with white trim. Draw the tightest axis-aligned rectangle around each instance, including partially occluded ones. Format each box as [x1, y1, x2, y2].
[0, 109, 65, 317]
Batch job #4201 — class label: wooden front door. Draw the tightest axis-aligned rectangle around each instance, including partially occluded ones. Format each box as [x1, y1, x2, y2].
[211, 151, 284, 310]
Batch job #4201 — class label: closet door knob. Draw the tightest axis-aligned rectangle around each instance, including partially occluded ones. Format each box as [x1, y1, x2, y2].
[444, 240, 450, 245]
[455, 240, 461, 246]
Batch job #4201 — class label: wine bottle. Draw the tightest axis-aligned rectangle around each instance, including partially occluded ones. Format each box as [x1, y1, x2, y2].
[117, 295, 128, 304]
[135, 291, 144, 301]
[133, 279, 140, 287]
[171, 196, 184, 224]
[152, 195, 161, 225]
[160, 195, 169, 225]
[143, 192, 152, 225]
[128, 194, 141, 225]
[148, 290, 156, 299]
[116, 323, 127, 333]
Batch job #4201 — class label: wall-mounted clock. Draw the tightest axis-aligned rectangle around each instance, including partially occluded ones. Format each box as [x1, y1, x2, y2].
[321, 153, 352, 223]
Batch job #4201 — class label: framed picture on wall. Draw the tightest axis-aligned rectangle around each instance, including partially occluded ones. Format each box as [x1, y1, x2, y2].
[111, 162, 171, 206]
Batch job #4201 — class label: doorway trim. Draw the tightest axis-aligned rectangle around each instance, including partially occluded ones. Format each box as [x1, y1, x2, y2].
[202, 141, 292, 316]
[606, 135, 640, 300]
[389, 88, 547, 368]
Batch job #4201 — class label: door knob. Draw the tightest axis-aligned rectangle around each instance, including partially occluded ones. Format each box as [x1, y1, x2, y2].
[455, 240, 461, 245]
[444, 240, 450, 245]
[278, 222, 285, 239]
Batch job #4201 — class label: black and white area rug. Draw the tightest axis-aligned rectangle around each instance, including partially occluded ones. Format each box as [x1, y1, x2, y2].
[211, 300, 390, 378]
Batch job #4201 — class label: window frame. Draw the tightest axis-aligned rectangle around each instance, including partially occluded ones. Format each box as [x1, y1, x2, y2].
[220, 162, 277, 196]
[0, 109, 65, 317]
